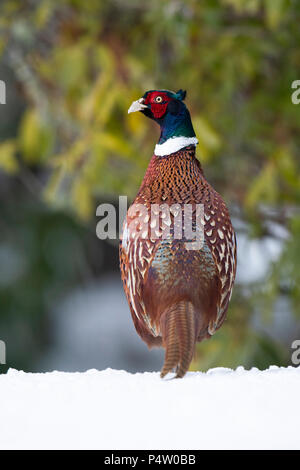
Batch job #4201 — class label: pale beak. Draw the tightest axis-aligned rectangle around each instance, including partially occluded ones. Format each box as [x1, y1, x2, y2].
[128, 97, 148, 114]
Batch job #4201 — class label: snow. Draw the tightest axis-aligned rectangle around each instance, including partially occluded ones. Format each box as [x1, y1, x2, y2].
[0, 366, 299, 450]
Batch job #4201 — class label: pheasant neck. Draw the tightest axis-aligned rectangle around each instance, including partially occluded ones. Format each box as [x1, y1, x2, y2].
[155, 107, 198, 156]
[141, 146, 204, 194]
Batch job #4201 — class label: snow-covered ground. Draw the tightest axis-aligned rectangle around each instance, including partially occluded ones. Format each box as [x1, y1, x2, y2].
[0, 365, 299, 450]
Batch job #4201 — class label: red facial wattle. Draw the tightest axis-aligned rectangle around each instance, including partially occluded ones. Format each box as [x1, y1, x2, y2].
[144, 92, 172, 119]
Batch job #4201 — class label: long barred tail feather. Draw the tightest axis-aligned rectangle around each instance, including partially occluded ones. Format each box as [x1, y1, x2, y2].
[160, 301, 197, 378]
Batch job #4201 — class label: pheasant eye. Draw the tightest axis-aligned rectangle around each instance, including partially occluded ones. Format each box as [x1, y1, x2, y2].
[155, 96, 163, 103]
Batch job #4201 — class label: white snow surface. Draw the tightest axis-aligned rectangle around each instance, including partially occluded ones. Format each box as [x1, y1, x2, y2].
[0, 365, 299, 450]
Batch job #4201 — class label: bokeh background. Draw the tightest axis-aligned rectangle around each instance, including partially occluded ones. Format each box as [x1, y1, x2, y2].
[0, 0, 299, 374]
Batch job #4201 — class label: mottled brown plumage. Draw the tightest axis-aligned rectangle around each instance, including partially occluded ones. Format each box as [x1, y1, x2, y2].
[120, 90, 236, 378]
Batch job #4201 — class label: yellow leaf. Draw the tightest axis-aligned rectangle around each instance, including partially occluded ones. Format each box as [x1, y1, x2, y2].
[71, 179, 93, 220]
[127, 109, 147, 137]
[193, 116, 221, 161]
[97, 132, 134, 159]
[245, 161, 277, 208]
[35, 0, 54, 29]
[18, 109, 53, 164]
[0, 140, 18, 173]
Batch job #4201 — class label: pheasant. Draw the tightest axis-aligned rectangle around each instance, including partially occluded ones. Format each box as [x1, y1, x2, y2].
[120, 89, 236, 378]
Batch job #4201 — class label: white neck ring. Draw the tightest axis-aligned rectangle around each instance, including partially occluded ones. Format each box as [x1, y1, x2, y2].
[154, 136, 198, 156]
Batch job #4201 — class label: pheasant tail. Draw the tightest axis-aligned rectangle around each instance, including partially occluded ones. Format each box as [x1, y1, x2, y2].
[160, 301, 197, 378]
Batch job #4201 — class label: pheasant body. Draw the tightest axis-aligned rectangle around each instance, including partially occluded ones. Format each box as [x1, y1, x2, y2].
[120, 90, 236, 377]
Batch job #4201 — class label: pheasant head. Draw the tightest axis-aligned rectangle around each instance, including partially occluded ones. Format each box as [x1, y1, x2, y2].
[128, 89, 198, 156]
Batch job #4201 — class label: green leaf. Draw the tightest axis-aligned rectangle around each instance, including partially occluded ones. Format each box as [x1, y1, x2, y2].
[264, 0, 289, 29]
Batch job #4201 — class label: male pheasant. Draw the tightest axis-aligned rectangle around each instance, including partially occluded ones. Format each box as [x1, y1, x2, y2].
[120, 89, 236, 378]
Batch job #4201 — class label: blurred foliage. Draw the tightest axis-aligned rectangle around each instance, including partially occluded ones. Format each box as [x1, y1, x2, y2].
[0, 184, 118, 373]
[0, 0, 299, 372]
